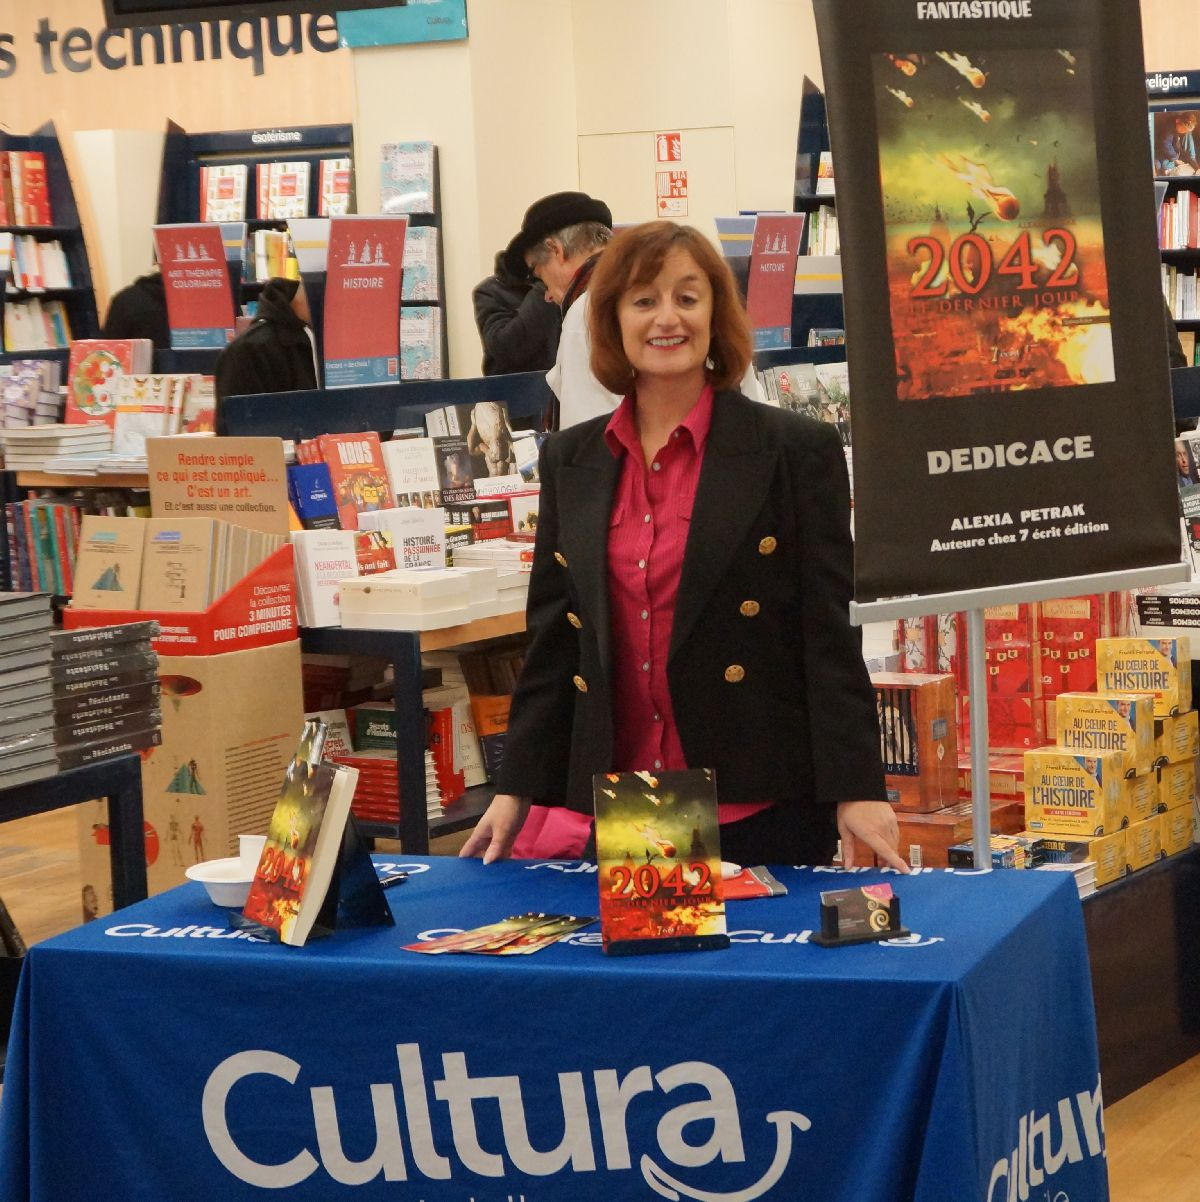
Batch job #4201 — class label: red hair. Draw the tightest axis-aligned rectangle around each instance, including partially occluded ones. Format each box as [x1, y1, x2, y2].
[588, 222, 753, 393]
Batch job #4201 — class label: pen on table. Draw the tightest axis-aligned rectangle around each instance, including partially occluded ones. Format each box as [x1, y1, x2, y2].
[380, 873, 408, 890]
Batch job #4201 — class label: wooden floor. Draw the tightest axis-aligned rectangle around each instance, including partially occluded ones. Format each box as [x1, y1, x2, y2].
[0, 806, 1197, 1199]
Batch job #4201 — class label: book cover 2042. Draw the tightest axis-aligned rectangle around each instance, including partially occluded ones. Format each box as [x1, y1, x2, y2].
[593, 768, 728, 955]
[873, 46, 1115, 399]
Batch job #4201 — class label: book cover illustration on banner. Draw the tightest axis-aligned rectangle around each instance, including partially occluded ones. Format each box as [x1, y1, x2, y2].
[593, 768, 729, 956]
[873, 45, 1115, 399]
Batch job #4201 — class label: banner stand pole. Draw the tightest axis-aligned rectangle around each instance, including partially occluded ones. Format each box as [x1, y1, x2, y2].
[851, 559, 1191, 870]
[966, 608, 991, 871]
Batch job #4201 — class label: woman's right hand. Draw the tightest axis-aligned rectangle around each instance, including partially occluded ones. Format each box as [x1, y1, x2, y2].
[458, 794, 532, 864]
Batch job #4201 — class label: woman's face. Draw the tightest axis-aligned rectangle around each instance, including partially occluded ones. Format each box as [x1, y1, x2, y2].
[617, 247, 713, 387]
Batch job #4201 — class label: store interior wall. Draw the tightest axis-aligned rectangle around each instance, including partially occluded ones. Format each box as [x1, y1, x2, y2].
[0, 0, 1185, 370]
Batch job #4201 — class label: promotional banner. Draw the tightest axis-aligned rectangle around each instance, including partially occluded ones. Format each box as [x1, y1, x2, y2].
[337, 0, 468, 48]
[322, 215, 408, 388]
[814, 0, 1181, 604]
[153, 224, 236, 351]
[745, 214, 806, 349]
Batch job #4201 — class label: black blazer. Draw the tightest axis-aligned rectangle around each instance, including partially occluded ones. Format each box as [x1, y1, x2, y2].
[495, 389, 887, 814]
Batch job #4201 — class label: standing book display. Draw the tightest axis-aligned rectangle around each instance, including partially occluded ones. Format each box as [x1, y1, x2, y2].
[240, 717, 392, 947]
[593, 768, 729, 956]
[815, 0, 1188, 865]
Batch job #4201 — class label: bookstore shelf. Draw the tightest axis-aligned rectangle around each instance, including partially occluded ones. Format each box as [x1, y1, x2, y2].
[0, 122, 100, 356]
[13, 472, 150, 489]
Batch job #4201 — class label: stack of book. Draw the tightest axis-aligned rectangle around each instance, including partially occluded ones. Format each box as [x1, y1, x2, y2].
[326, 746, 401, 825]
[0, 593, 57, 790]
[1, 423, 113, 471]
[71, 515, 286, 613]
[1034, 859, 1097, 899]
[249, 230, 299, 283]
[51, 620, 162, 770]
[1, 360, 63, 428]
[338, 565, 502, 632]
[755, 361, 851, 448]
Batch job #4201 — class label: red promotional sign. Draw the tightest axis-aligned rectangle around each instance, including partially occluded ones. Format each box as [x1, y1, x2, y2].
[656, 170, 688, 217]
[153, 224, 236, 350]
[655, 131, 683, 162]
[323, 216, 408, 388]
[745, 214, 806, 350]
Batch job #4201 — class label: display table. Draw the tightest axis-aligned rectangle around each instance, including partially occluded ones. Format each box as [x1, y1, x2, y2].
[0, 858, 1108, 1202]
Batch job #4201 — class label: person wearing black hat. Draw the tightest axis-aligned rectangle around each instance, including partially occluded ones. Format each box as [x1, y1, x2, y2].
[503, 190, 618, 430]
[214, 277, 319, 407]
[472, 250, 562, 376]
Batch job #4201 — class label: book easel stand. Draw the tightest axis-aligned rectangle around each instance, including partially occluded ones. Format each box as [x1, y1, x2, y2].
[851, 562, 1188, 869]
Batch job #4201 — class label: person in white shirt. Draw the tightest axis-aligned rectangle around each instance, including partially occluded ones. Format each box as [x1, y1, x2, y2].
[502, 191, 616, 430]
[503, 190, 765, 429]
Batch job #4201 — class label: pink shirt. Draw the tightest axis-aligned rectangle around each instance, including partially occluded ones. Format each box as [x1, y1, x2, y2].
[604, 387, 767, 825]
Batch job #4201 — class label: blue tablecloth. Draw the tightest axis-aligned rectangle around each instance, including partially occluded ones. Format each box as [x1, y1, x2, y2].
[0, 858, 1109, 1202]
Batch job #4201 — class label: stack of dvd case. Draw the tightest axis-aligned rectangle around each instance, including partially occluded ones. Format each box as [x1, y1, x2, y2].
[0, 592, 57, 789]
[51, 621, 163, 770]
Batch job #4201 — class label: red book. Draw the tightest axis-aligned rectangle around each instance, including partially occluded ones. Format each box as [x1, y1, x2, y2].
[52, 505, 73, 595]
[15, 153, 51, 226]
[353, 530, 396, 574]
[65, 338, 152, 426]
[317, 432, 390, 530]
[427, 705, 465, 806]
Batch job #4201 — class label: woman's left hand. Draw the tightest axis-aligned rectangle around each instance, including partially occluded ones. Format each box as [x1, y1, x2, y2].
[836, 800, 909, 872]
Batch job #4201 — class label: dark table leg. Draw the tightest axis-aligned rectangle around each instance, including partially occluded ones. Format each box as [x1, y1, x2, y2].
[104, 756, 148, 910]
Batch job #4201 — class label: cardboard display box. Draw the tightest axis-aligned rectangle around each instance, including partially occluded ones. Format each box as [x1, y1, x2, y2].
[78, 638, 303, 916]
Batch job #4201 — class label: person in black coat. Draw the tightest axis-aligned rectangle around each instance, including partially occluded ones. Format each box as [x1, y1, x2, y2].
[101, 269, 170, 348]
[214, 277, 318, 406]
[472, 251, 561, 375]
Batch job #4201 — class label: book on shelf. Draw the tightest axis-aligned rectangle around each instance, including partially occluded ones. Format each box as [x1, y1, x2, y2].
[287, 462, 340, 530]
[357, 505, 447, 568]
[199, 163, 248, 223]
[71, 515, 146, 608]
[432, 434, 476, 505]
[110, 374, 195, 458]
[400, 305, 444, 379]
[354, 528, 396, 574]
[65, 339, 154, 427]
[318, 157, 353, 217]
[291, 528, 357, 627]
[814, 151, 835, 197]
[380, 435, 443, 507]
[401, 225, 440, 302]
[250, 229, 296, 283]
[139, 517, 220, 612]
[380, 141, 436, 216]
[425, 401, 518, 480]
[6, 235, 71, 291]
[5, 151, 52, 226]
[3, 298, 72, 352]
[315, 432, 391, 530]
[255, 161, 311, 220]
[802, 203, 840, 255]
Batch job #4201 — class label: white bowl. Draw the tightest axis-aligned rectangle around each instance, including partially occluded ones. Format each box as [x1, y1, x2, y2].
[185, 857, 255, 908]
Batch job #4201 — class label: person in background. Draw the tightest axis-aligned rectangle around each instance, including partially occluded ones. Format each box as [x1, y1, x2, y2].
[472, 251, 562, 375]
[214, 277, 317, 407]
[503, 190, 616, 430]
[100, 266, 170, 348]
[461, 220, 905, 872]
